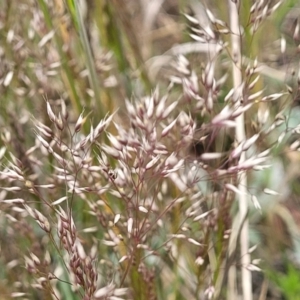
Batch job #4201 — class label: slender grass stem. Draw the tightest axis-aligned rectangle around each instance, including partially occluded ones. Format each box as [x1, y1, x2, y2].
[36, 0, 82, 115]
[73, 0, 105, 119]
[228, 1, 252, 300]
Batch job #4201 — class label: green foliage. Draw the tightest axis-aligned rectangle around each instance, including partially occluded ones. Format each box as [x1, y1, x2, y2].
[268, 263, 300, 300]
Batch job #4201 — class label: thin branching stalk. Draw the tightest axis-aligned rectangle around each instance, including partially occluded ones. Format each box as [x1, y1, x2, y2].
[228, 1, 252, 300]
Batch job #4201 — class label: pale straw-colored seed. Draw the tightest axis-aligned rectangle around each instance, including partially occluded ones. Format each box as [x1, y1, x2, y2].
[107, 133, 123, 151]
[37, 216, 51, 233]
[218, 120, 236, 128]
[278, 131, 286, 144]
[109, 190, 122, 198]
[35, 125, 52, 138]
[0, 169, 24, 181]
[46, 101, 57, 123]
[113, 288, 128, 296]
[61, 99, 68, 121]
[263, 188, 279, 196]
[138, 206, 148, 213]
[36, 134, 50, 149]
[242, 134, 260, 151]
[161, 118, 177, 137]
[75, 240, 86, 259]
[38, 30, 55, 48]
[52, 152, 66, 166]
[88, 166, 102, 172]
[191, 191, 203, 201]
[75, 113, 84, 132]
[102, 240, 116, 247]
[211, 105, 232, 124]
[89, 125, 94, 143]
[281, 35, 286, 54]
[174, 197, 185, 204]
[145, 155, 160, 170]
[237, 156, 268, 170]
[248, 89, 264, 101]
[224, 88, 234, 102]
[215, 73, 228, 89]
[82, 226, 98, 233]
[6, 259, 18, 270]
[55, 113, 64, 131]
[155, 95, 168, 118]
[294, 23, 300, 41]
[206, 91, 213, 110]
[187, 211, 196, 217]
[206, 8, 216, 23]
[252, 258, 261, 265]
[188, 238, 202, 246]
[24, 255, 35, 270]
[162, 101, 178, 119]
[193, 210, 212, 221]
[290, 140, 300, 151]
[231, 143, 243, 159]
[231, 103, 253, 118]
[248, 75, 260, 90]
[119, 256, 128, 263]
[11, 293, 27, 298]
[125, 99, 136, 117]
[2, 198, 24, 204]
[37, 122, 53, 136]
[6, 29, 14, 43]
[204, 286, 215, 299]
[269, 0, 282, 14]
[12, 207, 25, 213]
[114, 214, 121, 225]
[30, 253, 41, 265]
[6, 214, 17, 222]
[184, 14, 199, 25]
[127, 217, 133, 234]
[200, 152, 223, 160]
[262, 92, 284, 101]
[3, 71, 14, 87]
[195, 256, 204, 265]
[225, 183, 245, 195]
[205, 61, 215, 88]
[146, 96, 154, 119]
[1, 187, 22, 191]
[44, 251, 51, 265]
[250, 1, 258, 13]
[52, 196, 68, 206]
[94, 283, 115, 298]
[101, 145, 120, 159]
[247, 264, 261, 272]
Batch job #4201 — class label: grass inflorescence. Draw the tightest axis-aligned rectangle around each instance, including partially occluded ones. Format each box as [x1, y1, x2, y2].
[1, 1, 300, 299]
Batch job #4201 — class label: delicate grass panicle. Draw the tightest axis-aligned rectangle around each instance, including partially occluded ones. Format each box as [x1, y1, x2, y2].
[0, 0, 299, 299]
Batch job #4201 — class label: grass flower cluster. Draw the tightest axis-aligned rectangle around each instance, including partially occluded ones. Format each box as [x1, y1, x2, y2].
[0, 0, 300, 299]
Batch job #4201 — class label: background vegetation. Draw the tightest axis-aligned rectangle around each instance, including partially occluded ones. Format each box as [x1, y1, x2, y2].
[1, 0, 300, 299]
